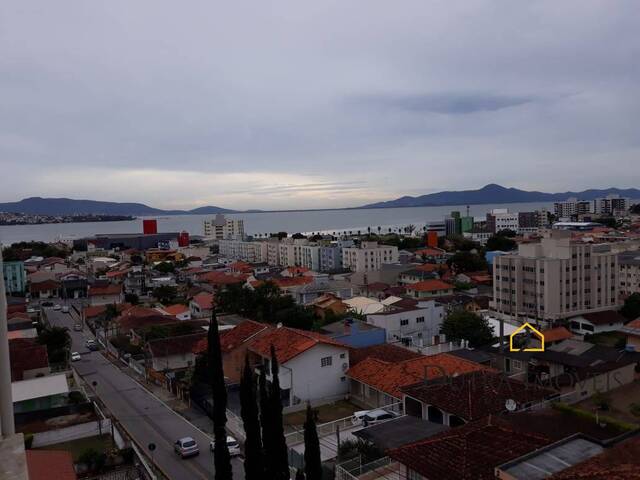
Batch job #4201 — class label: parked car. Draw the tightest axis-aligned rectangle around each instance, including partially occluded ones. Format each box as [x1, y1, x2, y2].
[210, 436, 241, 456]
[62, 305, 70, 313]
[85, 339, 98, 351]
[351, 409, 397, 426]
[71, 352, 81, 362]
[174, 437, 199, 458]
[41, 301, 53, 307]
[53, 304, 62, 310]
[73, 324, 83, 331]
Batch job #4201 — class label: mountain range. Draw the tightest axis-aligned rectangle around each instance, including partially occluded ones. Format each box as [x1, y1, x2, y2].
[0, 197, 237, 216]
[1, 184, 638, 216]
[357, 184, 640, 209]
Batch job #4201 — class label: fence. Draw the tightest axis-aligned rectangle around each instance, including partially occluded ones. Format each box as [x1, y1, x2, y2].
[335, 456, 393, 480]
[84, 466, 146, 480]
[31, 419, 112, 448]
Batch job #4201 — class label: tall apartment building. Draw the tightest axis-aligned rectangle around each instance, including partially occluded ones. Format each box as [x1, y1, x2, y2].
[493, 230, 621, 323]
[218, 239, 267, 263]
[2, 261, 26, 294]
[426, 221, 446, 237]
[554, 198, 592, 220]
[486, 209, 520, 234]
[619, 251, 640, 298]
[342, 242, 399, 272]
[203, 214, 245, 240]
[593, 195, 630, 216]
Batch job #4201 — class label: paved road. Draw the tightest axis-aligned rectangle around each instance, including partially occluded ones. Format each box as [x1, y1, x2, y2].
[45, 306, 245, 480]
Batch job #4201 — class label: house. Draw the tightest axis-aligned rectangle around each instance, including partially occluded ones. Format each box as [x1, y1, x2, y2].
[29, 279, 61, 299]
[366, 298, 445, 345]
[9, 339, 50, 381]
[405, 279, 455, 299]
[248, 326, 350, 411]
[349, 343, 423, 367]
[320, 318, 386, 348]
[26, 450, 77, 480]
[190, 292, 214, 319]
[540, 326, 574, 347]
[620, 318, 640, 351]
[398, 269, 438, 286]
[347, 352, 488, 410]
[58, 271, 88, 299]
[387, 415, 552, 480]
[401, 370, 554, 427]
[195, 320, 271, 383]
[82, 303, 131, 331]
[147, 332, 208, 373]
[11, 373, 70, 414]
[569, 310, 626, 335]
[157, 304, 191, 321]
[87, 283, 124, 306]
[307, 293, 349, 319]
[292, 277, 353, 305]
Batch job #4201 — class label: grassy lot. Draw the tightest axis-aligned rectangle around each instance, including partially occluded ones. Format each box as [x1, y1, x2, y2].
[283, 400, 360, 426]
[584, 331, 626, 348]
[35, 434, 112, 462]
[575, 381, 640, 426]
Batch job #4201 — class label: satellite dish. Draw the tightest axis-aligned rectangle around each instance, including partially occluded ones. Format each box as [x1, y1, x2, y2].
[505, 399, 517, 412]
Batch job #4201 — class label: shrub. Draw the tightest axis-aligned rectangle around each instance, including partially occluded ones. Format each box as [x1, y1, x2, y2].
[68, 391, 85, 405]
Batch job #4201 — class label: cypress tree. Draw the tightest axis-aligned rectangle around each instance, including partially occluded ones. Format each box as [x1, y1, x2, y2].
[208, 310, 232, 480]
[258, 365, 274, 478]
[269, 345, 291, 480]
[240, 356, 264, 480]
[303, 404, 322, 480]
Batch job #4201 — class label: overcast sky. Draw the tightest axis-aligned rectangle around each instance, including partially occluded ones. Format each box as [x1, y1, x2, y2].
[1, 1, 639, 210]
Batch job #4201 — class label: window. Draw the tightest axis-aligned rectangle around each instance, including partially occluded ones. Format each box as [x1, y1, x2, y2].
[400, 319, 409, 326]
[321, 356, 332, 367]
[340, 376, 346, 382]
[512, 359, 522, 370]
[416, 316, 425, 324]
[339, 353, 346, 359]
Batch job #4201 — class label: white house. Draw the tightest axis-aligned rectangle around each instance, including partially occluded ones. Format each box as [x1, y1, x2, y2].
[87, 284, 124, 306]
[249, 326, 350, 412]
[569, 310, 626, 335]
[366, 299, 445, 345]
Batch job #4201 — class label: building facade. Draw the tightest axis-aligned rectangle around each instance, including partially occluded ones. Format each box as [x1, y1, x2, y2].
[619, 251, 640, 298]
[2, 261, 26, 294]
[493, 230, 623, 323]
[203, 214, 245, 240]
[554, 198, 592, 220]
[342, 242, 399, 273]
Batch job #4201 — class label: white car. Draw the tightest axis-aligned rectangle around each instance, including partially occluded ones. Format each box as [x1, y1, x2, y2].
[53, 304, 62, 311]
[174, 437, 199, 458]
[62, 306, 70, 313]
[71, 352, 81, 362]
[351, 409, 397, 426]
[210, 436, 241, 457]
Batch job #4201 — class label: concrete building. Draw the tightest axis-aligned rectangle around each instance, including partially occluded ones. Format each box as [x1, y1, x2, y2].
[319, 243, 347, 272]
[218, 239, 267, 263]
[554, 198, 592, 220]
[74, 232, 180, 251]
[619, 250, 640, 297]
[366, 300, 445, 345]
[342, 242, 399, 273]
[486, 209, 520, 234]
[426, 221, 446, 237]
[2, 261, 26, 295]
[593, 194, 630, 216]
[203, 214, 244, 240]
[493, 230, 623, 323]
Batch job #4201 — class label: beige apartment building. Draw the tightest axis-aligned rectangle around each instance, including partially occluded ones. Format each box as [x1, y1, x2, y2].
[619, 250, 640, 298]
[493, 231, 621, 323]
[203, 214, 245, 240]
[342, 241, 398, 273]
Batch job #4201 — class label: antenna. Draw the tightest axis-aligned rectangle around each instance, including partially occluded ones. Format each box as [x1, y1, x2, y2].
[505, 399, 517, 412]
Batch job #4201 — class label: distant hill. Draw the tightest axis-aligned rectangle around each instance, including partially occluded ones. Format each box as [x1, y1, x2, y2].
[358, 184, 640, 209]
[0, 197, 237, 216]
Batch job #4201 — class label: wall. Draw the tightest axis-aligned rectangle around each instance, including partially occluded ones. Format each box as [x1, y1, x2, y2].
[31, 419, 112, 448]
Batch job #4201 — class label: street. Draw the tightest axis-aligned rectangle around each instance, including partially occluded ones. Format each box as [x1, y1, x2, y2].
[45, 306, 245, 480]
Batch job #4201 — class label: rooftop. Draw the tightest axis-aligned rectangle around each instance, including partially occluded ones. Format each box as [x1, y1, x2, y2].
[353, 415, 449, 451]
[26, 450, 76, 480]
[406, 279, 454, 292]
[349, 343, 423, 367]
[11, 374, 69, 403]
[249, 326, 347, 363]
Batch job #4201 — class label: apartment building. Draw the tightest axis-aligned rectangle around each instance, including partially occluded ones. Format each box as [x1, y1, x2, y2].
[619, 251, 640, 298]
[493, 230, 622, 323]
[486, 209, 520, 234]
[593, 194, 630, 216]
[553, 198, 592, 220]
[2, 261, 26, 294]
[218, 239, 267, 263]
[203, 214, 245, 239]
[342, 242, 399, 272]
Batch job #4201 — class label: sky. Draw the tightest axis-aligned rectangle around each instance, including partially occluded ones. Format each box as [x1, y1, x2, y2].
[1, 1, 639, 210]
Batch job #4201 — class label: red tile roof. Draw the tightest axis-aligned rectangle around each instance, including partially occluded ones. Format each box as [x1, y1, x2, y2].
[83, 303, 131, 319]
[26, 450, 77, 480]
[161, 304, 190, 316]
[249, 327, 347, 363]
[388, 415, 551, 480]
[191, 292, 214, 310]
[88, 284, 122, 296]
[581, 310, 626, 326]
[30, 279, 61, 292]
[414, 247, 446, 257]
[401, 371, 553, 421]
[220, 320, 270, 353]
[347, 353, 489, 398]
[9, 338, 49, 381]
[349, 344, 422, 367]
[197, 271, 248, 286]
[414, 263, 446, 273]
[541, 326, 574, 343]
[626, 317, 640, 329]
[148, 332, 208, 357]
[117, 313, 176, 332]
[272, 276, 313, 288]
[406, 279, 454, 292]
[550, 436, 640, 479]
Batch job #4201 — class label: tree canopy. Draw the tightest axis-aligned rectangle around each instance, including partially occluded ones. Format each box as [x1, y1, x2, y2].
[486, 233, 517, 251]
[621, 293, 640, 320]
[440, 311, 495, 347]
[446, 251, 488, 273]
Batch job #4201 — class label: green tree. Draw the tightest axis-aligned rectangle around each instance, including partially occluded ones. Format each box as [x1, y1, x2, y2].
[440, 311, 495, 347]
[598, 217, 618, 228]
[37, 326, 71, 364]
[621, 293, 640, 320]
[486, 234, 516, 251]
[259, 367, 275, 478]
[154, 261, 175, 273]
[304, 405, 322, 480]
[207, 311, 232, 480]
[446, 251, 488, 273]
[269, 346, 290, 480]
[152, 285, 178, 304]
[240, 356, 264, 479]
